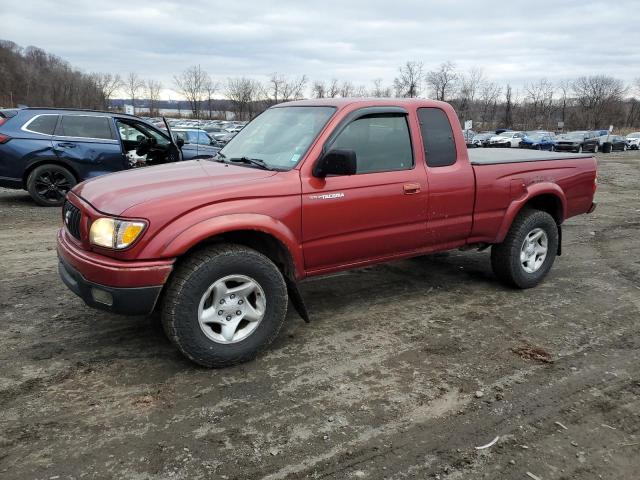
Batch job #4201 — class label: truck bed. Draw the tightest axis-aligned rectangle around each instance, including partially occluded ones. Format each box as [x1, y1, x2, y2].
[469, 149, 593, 165]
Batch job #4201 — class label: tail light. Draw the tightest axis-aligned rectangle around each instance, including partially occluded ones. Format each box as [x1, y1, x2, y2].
[0, 133, 11, 144]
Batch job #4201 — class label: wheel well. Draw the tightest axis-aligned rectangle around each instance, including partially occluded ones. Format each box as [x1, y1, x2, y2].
[22, 161, 79, 188]
[523, 194, 563, 224]
[183, 230, 298, 281]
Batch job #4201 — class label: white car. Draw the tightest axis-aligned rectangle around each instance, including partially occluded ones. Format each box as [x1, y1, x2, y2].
[488, 131, 525, 148]
[626, 132, 640, 150]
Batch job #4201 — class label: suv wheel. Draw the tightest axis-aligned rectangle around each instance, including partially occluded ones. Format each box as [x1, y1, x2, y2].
[27, 164, 76, 207]
[491, 209, 559, 289]
[162, 244, 288, 367]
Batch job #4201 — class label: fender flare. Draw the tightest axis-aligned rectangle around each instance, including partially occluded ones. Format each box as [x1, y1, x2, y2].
[149, 213, 305, 278]
[496, 182, 567, 244]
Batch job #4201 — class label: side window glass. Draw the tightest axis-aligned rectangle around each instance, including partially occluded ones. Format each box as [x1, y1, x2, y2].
[117, 121, 145, 141]
[418, 108, 457, 167]
[24, 114, 59, 135]
[330, 115, 413, 174]
[59, 115, 112, 139]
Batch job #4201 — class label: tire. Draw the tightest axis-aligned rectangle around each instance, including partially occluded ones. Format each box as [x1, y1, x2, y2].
[593, 143, 599, 153]
[26, 164, 76, 207]
[491, 209, 559, 289]
[161, 244, 288, 367]
[577, 145, 583, 153]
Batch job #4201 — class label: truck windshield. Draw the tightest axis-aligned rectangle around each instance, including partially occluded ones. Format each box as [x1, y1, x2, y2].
[219, 106, 336, 170]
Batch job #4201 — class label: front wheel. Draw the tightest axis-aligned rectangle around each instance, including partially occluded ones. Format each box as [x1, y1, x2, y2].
[162, 244, 288, 367]
[491, 209, 558, 289]
[27, 164, 76, 207]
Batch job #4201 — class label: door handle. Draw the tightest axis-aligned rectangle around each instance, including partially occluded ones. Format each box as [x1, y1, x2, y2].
[403, 183, 421, 194]
[56, 142, 76, 148]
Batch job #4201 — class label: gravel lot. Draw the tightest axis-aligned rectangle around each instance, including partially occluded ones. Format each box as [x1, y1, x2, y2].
[1, 151, 639, 480]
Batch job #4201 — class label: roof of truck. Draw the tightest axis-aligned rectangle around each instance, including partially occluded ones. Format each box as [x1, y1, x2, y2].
[274, 97, 449, 109]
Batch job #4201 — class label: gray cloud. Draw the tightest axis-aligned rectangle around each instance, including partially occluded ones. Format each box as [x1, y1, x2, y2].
[3, 0, 639, 98]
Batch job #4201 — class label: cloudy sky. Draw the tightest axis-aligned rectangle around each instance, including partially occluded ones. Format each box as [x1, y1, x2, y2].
[3, 0, 639, 99]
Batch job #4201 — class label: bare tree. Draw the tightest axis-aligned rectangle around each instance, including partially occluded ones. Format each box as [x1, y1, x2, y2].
[339, 80, 355, 98]
[174, 65, 208, 118]
[479, 81, 502, 128]
[146, 79, 162, 117]
[266, 73, 308, 104]
[503, 84, 514, 128]
[327, 79, 340, 98]
[371, 78, 392, 98]
[426, 61, 457, 101]
[91, 73, 122, 109]
[572, 75, 627, 129]
[393, 61, 424, 98]
[203, 76, 220, 119]
[312, 80, 326, 99]
[225, 77, 263, 120]
[125, 72, 144, 113]
[523, 78, 554, 129]
[456, 67, 484, 123]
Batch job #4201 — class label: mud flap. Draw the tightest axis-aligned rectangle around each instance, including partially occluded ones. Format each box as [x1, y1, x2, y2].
[286, 279, 310, 323]
[557, 224, 562, 256]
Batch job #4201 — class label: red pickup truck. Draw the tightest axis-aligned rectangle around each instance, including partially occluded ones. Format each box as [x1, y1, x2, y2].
[57, 99, 597, 367]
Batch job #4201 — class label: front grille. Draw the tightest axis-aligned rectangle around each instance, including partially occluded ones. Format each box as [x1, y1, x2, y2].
[63, 201, 82, 240]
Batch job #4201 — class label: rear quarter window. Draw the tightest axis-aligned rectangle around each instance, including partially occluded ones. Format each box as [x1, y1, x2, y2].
[23, 114, 59, 135]
[417, 107, 457, 167]
[58, 115, 113, 140]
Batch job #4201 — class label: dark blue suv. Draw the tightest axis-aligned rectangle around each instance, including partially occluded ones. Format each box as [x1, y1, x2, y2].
[0, 108, 220, 206]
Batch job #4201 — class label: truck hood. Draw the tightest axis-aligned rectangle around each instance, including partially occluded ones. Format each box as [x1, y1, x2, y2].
[72, 160, 277, 216]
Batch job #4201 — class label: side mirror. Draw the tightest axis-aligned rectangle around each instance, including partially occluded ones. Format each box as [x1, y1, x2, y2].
[176, 137, 185, 148]
[313, 149, 357, 178]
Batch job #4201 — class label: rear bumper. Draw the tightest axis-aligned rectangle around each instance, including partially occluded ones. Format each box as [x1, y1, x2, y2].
[57, 228, 174, 315]
[58, 258, 162, 315]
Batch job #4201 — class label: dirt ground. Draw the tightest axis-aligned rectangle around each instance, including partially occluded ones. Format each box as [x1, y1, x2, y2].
[1, 151, 639, 480]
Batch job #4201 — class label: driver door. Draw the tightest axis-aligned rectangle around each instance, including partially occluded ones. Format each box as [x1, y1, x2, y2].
[115, 119, 179, 165]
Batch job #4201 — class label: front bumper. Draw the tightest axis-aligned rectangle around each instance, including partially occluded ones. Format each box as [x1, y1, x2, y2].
[58, 258, 162, 315]
[57, 228, 174, 315]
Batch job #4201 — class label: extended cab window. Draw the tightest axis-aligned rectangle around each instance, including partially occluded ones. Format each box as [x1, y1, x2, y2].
[59, 115, 113, 140]
[418, 108, 457, 167]
[24, 114, 59, 135]
[331, 114, 413, 174]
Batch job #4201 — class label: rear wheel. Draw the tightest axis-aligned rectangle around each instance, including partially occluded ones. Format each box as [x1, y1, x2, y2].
[491, 209, 558, 289]
[27, 164, 76, 207]
[161, 244, 288, 367]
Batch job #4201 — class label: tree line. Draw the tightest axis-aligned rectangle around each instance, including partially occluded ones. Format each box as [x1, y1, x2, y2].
[2, 40, 640, 131]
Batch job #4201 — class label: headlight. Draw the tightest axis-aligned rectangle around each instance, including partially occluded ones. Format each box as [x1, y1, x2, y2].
[89, 217, 146, 249]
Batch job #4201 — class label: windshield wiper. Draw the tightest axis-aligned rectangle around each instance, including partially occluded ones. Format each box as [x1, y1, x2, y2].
[227, 156, 274, 171]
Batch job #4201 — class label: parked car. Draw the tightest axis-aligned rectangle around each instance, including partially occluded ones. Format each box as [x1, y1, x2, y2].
[626, 132, 640, 150]
[519, 132, 556, 151]
[462, 129, 477, 147]
[470, 132, 494, 148]
[0, 108, 201, 206]
[598, 134, 628, 152]
[554, 131, 600, 153]
[57, 98, 597, 367]
[489, 131, 525, 147]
